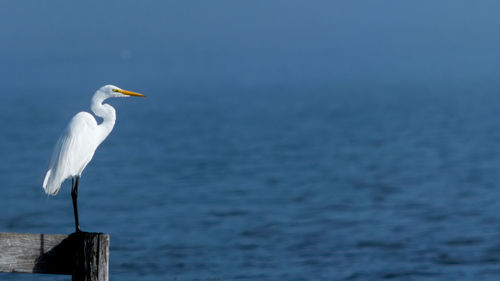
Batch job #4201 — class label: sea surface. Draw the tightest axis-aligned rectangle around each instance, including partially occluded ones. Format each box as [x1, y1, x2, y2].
[3, 87, 500, 280]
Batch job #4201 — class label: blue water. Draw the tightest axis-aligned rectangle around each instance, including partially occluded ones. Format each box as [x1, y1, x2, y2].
[2, 87, 500, 280]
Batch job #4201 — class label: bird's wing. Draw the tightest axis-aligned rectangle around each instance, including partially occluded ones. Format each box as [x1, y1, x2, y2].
[43, 112, 98, 195]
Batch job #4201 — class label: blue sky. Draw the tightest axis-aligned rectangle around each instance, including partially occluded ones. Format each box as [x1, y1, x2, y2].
[1, 1, 500, 94]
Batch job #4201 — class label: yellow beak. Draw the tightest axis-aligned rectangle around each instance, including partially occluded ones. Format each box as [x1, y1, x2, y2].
[113, 88, 146, 97]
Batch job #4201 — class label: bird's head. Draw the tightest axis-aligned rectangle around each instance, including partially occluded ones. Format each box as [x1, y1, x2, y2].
[99, 85, 145, 98]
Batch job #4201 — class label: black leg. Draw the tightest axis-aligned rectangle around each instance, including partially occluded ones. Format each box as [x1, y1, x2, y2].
[71, 176, 81, 233]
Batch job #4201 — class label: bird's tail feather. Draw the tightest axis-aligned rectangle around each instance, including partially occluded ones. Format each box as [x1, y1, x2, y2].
[42, 169, 63, 195]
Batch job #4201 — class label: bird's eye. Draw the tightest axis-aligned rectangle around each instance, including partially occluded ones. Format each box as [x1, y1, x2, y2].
[112, 89, 119, 92]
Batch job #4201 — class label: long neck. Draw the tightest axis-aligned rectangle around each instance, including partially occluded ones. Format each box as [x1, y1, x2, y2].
[91, 93, 116, 145]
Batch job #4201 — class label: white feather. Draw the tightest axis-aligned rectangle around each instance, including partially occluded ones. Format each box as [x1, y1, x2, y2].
[42, 85, 144, 196]
[43, 112, 98, 195]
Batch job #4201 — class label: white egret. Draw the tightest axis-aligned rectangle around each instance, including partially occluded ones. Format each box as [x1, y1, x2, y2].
[42, 85, 145, 232]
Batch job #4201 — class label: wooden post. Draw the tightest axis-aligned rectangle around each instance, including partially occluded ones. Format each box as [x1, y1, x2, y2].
[72, 232, 109, 281]
[0, 232, 109, 281]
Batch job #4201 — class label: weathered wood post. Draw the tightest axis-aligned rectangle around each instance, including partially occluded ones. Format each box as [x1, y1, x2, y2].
[72, 232, 109, 281]
[0, 232, 109, 281]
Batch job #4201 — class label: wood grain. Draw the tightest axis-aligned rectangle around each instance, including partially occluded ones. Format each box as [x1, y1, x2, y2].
[0, 232, 109, 281]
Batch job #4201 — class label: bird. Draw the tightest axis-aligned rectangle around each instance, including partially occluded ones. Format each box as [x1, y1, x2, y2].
[43, 85, 145, 232]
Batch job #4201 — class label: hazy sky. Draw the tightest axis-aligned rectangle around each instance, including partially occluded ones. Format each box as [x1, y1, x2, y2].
[1, 1, 500, 94]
